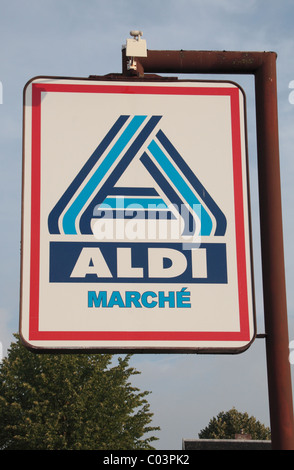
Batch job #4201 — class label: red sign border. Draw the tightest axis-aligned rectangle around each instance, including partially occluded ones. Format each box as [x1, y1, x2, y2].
[23, 79, 254, 347]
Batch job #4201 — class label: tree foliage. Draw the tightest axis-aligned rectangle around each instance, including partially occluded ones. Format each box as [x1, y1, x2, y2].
[199, 408, 271, 440]
[0, 335, 160, 450]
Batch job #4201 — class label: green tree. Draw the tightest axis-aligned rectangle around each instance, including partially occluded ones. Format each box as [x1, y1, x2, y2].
[0, 335, 160, 450]
[199, 408, 271, 440]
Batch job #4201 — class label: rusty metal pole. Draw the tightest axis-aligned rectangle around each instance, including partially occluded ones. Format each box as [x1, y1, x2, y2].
[122, 49, 294, 449]
[254, 54, 294, 450]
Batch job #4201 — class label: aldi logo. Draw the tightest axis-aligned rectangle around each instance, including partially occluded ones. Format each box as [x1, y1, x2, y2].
[20, 78, 255, 352]
[48, 114, 227, 285]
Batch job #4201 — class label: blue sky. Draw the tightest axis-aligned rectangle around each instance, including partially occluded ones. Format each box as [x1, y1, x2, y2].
[0, 0, 294, 450]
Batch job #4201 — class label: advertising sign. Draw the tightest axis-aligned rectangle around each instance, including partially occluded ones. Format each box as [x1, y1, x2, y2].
[20, 77, 255, 352]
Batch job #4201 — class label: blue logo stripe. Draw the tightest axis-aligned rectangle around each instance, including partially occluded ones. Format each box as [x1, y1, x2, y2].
[147, 139, 213, 236]
[62, 115, 147, 234]
[99, 197, 168, 209]
[156, 130, 227, 236]
[48, 115, 129, 234]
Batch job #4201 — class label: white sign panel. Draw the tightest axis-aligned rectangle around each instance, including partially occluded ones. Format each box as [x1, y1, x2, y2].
[20, 77, 255, 352]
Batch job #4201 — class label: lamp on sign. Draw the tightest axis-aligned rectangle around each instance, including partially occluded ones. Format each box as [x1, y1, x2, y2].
[123, 30, 147, 71]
